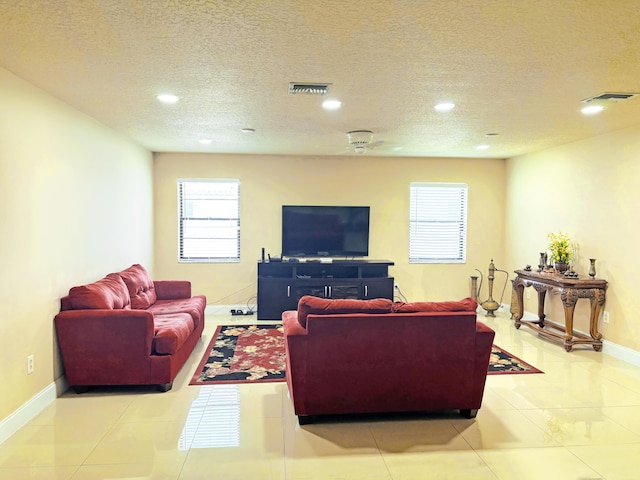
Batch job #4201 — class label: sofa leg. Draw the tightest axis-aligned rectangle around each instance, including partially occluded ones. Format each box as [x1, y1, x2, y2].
[460, 409, 478, 419]
[73, 386, 90, 394]
[298, 415, 313, 425]
[158, 382, 173, 392]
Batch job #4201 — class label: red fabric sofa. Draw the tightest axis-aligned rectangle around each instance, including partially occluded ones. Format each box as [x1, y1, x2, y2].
[283, 296, 495, 423]
[54, 264, 206, 393]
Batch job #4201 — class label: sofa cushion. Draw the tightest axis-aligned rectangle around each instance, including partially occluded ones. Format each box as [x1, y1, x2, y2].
[152, 313, 195, 355]
[297, 295, 393, 327]
[119, 264, 157, 309]
[68, 273, 131, 310]
[147, 296, 207, 328]
[392, 297, 478, 313]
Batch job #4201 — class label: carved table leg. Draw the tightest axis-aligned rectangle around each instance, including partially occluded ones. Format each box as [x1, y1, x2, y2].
[513, 276, 524, 329]
[561, 288, 579, 352]
[590, 288, 605, 351]
[536, 288, 547, 327]
[510, 280, 518, 320]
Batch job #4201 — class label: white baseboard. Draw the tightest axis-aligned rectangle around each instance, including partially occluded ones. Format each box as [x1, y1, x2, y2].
[602, 340, 640, 367]
[502, 303, 640, 366]
[0, 382, 57, 445]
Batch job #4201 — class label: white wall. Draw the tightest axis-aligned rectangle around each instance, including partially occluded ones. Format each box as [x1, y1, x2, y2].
[0, 66, 153, 429]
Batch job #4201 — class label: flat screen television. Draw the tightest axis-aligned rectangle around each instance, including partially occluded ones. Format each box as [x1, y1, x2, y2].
[282, 205, 370, 257]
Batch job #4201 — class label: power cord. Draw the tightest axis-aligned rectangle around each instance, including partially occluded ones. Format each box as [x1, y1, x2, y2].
[394, 284, 408, 303]
[212, 282, 256, 305]
[230, 295, 258, 316]
[246, 296, 257, 315]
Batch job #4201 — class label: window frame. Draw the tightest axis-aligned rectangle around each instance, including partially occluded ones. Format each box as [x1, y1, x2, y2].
[409, 182, 468, 264]
[177, 178, 240, 263]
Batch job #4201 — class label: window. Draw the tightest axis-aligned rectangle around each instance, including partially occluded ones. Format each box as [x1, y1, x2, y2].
[178, 179, 240, 262]
[409, 182, 468, 263]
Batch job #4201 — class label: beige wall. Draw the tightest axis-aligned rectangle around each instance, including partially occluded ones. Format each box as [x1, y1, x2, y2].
[0, 67, 153, 423]
[505, 124, 640, 350]
[154, 153, 506, 308]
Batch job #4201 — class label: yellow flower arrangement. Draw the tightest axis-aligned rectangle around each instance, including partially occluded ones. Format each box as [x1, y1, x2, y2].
[547, 231, 572, 264]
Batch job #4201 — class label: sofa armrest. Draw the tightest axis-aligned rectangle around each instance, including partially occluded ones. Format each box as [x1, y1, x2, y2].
[476, 320, 496, 337]
[475, 320, 496, 356]
[282, 310, 306, 336]
[154, 280, 191, 300]
[471, 320, 496, 405]
[55, 309, 155, 358]
[282, 310, 309, 413]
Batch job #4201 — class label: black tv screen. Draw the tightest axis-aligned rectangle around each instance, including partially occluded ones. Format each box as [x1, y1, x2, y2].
[282, 205, 370, 257]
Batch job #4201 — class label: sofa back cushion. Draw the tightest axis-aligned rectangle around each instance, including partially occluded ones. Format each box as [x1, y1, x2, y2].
[68, 273, 131, 310]
[392, 297, 478, 313]
[118, 264, 157, 309]
[297, 295, 393, 327]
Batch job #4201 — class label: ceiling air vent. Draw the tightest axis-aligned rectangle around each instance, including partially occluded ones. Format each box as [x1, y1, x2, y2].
[582, 92, 638, 103]
[288, 82, 331, 95]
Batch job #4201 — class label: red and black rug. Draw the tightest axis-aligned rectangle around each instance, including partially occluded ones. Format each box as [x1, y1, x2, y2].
[488, 345, 543, 375]
[190, 324, 542, 386]
[190, 324, 286, 385]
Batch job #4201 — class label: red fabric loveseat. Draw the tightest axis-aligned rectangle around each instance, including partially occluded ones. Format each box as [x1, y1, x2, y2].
[54, 264, 206, 392]
[283, 296, 495, 424]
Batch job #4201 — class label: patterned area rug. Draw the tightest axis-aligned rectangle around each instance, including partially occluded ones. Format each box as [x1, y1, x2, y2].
[488, 346, 543, 375]
[190, 324, 286, 385]
[190, 324, 542, 386]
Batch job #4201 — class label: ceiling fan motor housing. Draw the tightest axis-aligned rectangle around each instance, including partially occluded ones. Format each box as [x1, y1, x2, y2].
[347, 130, 374, 148]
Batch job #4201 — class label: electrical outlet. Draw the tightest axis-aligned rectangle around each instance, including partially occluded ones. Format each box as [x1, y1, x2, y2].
[603, 311, 610, 324]
[526, 288, 531, 299]
[27, 354, 34, 374]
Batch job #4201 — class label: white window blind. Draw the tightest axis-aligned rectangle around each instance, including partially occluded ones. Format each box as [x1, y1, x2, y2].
[178, 179, 240, 263]
[409, 182, 468, 263]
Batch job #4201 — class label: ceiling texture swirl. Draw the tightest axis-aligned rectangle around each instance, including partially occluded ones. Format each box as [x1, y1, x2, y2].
[1, 0, 640, 158]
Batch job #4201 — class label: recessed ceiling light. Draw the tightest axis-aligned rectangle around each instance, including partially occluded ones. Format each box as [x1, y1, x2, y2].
[322, 99, 342, 110]
[198, 139, 212, 144]
[434, 102, 455, 112]
[581, 105, 605, 115]
[476, 144, 490, 150]
[241, 128, 255, 133]
[485, 133, 499, 137]
[157, 93, 179, 104]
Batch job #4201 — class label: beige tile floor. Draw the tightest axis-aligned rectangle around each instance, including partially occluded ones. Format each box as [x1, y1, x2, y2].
[2, 308, 640, 479]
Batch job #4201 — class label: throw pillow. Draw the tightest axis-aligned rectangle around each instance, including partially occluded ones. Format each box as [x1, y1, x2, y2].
[392, 297, 478, 313]
[297, 295, 393, 327]
[68, 273, 131, 310]
[119, 264, 157, 309]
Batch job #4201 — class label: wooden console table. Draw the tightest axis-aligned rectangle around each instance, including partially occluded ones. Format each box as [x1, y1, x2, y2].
[512, 269, 607, 352]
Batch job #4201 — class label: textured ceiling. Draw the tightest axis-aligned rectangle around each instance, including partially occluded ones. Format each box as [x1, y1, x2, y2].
[2, 0, 640, 158]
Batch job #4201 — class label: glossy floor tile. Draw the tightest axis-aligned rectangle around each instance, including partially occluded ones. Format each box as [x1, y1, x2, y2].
[2, 308, 640, 479]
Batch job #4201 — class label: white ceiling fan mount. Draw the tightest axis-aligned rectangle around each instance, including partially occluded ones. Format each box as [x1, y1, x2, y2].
[343, 129, 398, 155]
[346, 130, 375, 154]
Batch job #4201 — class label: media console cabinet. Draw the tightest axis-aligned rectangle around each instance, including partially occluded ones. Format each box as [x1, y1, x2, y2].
[257, 259, 394, 320]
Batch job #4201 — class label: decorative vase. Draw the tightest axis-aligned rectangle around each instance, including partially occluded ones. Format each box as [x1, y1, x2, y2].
[589, 258, 596, 278]
[538, 252, 547, 271]
[470, 276, 479, 302]
[555, 261, 568, 273]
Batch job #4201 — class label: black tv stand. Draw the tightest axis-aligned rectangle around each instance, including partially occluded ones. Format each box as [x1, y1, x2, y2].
[257, 259, 394, 320]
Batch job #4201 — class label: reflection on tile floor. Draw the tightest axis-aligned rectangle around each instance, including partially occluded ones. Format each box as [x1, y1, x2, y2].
[2, 308, 639, 479]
